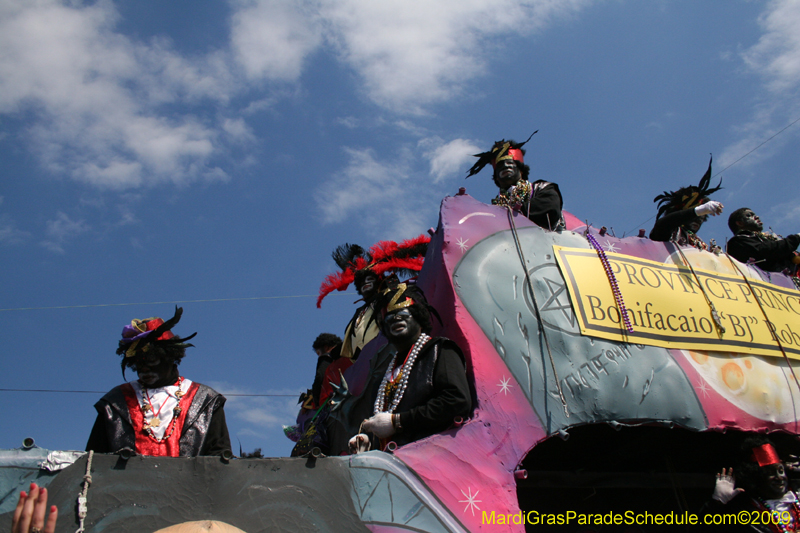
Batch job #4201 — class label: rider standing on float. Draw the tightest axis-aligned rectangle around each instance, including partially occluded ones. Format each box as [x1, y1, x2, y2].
[466, 131, 565, 231]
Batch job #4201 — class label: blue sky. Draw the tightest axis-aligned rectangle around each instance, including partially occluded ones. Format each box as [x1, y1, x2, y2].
[1, 0, 799, 458]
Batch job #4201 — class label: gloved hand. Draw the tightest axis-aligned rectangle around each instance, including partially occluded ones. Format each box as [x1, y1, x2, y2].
[348, 433, 371, 454]
[695, 201, 723, 217]
[712, 468, 744, 504]
[362, 412, 395, 438]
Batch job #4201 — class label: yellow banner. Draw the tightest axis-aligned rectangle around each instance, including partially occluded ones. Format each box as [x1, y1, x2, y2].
[554, 246, 800, 359]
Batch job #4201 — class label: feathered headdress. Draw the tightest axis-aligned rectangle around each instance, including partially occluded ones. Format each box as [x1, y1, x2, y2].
[317, 234, 430, 308]
[116, 306, 197, 375]
[466, 131, 538, 178]
[653, 155, 722, 220]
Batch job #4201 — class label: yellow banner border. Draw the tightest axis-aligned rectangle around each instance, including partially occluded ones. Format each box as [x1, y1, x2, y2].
[554, 246, 800, 359]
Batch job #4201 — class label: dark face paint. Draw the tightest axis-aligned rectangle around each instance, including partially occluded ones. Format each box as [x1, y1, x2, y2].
[685, 215, 707, 233]
[738, 209, 763, 233]
[357, 274, 379, 302]
[493, 159, 521, 190]
[382, 308, 422, 348]
[133, 346, 177, 388]
[756, 463, 788, 500]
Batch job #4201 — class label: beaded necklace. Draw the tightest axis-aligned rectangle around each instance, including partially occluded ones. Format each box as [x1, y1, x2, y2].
[140, 377, 186, 443]
[586, 233, 633, 333]
[374, 334, 431, 415]
[753, 493, 800, 532]
[492, 180, 532, 210]
[738, 230, 781, 242]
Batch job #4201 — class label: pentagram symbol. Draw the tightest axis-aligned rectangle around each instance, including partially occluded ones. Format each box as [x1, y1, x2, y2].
[521, 263, 579, 335]
[540, 277, 575, 328]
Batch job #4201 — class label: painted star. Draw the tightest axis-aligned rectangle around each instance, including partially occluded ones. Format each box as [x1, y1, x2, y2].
[459, 487, 482, 516]
[498, 376, 513, 395]
[456, 237, 469, 252]
[603, 239, 619, 253]
[697, 379, 711, 399]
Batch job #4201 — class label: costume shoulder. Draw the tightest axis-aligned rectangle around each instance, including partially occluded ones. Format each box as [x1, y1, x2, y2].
[192, 382, 226, 406]
[428, 337, 465, 364]
[531, 180, 563, 207]
[95, 383, 131, 411]
[649, 208, 696, 242]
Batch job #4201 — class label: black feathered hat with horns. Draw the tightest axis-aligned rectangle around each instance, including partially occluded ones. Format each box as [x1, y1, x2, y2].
[116, 306, 197, 378]
[466, 131, 538, 179]
[653, 155, 722, 220]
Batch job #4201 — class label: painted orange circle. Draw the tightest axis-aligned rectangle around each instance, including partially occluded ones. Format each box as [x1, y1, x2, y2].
[721, 362, 745, 392]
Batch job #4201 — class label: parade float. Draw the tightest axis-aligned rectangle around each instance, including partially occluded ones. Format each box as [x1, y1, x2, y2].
[3, 190, 800, 532]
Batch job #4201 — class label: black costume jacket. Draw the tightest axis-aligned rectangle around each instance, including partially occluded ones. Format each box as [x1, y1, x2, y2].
[525, 180, 564, 230]
[362, 337, 472, 447]
[86, 382, 231, 457]
[650, 208, 700, 243]
[727, 231, 800, 273]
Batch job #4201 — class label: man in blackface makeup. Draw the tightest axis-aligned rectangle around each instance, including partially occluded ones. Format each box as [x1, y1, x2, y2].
[650, 156, 724, 251]
[347, 280, 472, 453]
[705, 436, 800, 532]
[317, 237, 429, 362]
[727, 207, 800, 274]
[466, 132, 564, 230]
[86, 307, 231, 457]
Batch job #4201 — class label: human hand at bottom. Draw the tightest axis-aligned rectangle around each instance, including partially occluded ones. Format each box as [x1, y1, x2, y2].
[348, 433, 371, 454]
[12, 483, 58, 533]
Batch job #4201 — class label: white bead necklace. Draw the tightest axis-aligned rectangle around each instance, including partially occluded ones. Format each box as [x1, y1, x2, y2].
[374, 333, 431, 415]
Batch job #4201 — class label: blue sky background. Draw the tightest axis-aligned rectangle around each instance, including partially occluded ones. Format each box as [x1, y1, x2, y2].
[1, 0, 799, 458]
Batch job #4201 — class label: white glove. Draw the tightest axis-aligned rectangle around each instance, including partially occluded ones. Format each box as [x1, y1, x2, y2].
[362, 412, 395, 438]
[348, 433, 371, 454]
[712, 468, 744, 504]
[695, 201, 723, 217]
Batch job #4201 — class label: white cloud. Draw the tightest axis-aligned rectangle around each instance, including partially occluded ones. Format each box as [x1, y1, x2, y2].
[0, 214, 30, 245]
[318, 0, 592, 113]
[423, 137, 480, 183]
[742, 0, 800, 93]
[209, 382, 298, 430]
[40, 211, 89, 253]
[229, 0, 322, 81]
[221, 117, 256, 143]
[0, 0, 235, 190]
[316, 145, 453, 237]
[720, 0, 800, 177]
[116, 205, 138, 227]
[317, 147, 407, 225]
[0, 0, 596, 196]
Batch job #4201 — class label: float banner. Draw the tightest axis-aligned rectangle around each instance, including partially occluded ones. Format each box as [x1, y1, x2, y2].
[553, 246, 800, 360]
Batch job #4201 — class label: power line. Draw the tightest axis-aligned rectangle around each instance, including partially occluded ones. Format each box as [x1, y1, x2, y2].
[623, 115, 800, 236]
[0, 388, 297, 397]
[0, 291, 356, 312]
[711, 115, 800, 179]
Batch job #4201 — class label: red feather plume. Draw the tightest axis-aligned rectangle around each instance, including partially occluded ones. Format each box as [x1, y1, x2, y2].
[316, 234, 430, 308]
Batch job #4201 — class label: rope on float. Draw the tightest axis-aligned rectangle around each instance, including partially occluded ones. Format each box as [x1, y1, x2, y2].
[724, 253, 800, 400]
[672, 245, 726, 336]
[505, 207, 569, 418]
[74, 450, 93, 533]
